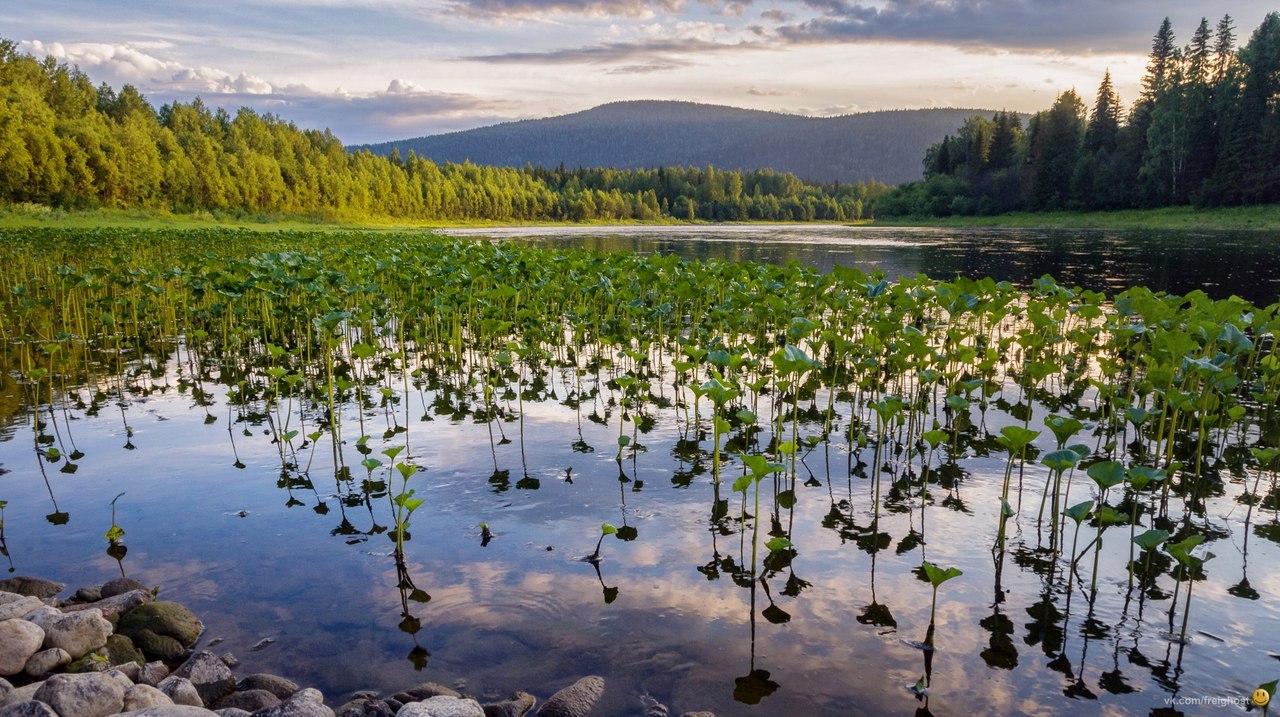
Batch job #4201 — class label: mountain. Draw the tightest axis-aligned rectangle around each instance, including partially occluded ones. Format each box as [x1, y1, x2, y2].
[355, 101, 1003, 185]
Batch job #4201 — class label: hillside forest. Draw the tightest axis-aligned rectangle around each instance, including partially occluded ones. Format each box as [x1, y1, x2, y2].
[0, 39, 882, 224]
[879, 14, 1280, 216]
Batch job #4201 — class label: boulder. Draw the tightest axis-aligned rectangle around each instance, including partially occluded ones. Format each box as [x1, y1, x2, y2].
[536, 677, 604, 717]
[389, 683, 460, 704]
[134, 630, 188, 661]
[21, 608, 61, 633]
[4, 683, 42, 706]
[107, 633, 147, 667]
[119, 707, 221, 716]
[22, 648, 69, 679]
[123, 684, 176, 711]
[101, 578, 149, 599]
[0, 598, 43, 623]
[251, 687, 333, 717]
[210, 689, 278, 712]
[158, 676, 204, 707]
[43, 609, 112, 659]
[138, 661, 171, 687]
[397, 696, 484, 717]
[118, 602, 202, 648]
[216, 710, 252, 717]
[0, 578, 64, 600]
[114, 661, 142, 682]
[0, 620, 44, 676]
[172, 651, 235, 705]
[64, 590, 153, 623]
[32, 672, 127, 717]
[482, 692, 535, 717]
[334, 697, 395, 717]
[234, 674, 298, 700]
[0, 702, 58, 717]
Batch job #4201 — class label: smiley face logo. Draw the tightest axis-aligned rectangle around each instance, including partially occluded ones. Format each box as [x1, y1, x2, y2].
[1254, 688, 1271, 707]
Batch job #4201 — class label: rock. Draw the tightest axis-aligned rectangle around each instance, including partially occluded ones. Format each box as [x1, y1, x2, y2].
[235, 675, 298, 700]
[536, 677, 604, 717]
[101, 577, 149, 599]
[0, 620, 44, 677]
[397, 697, 485, 717]
[211, 689, 279, 712]
[482, 692, 535, 717]
[118, 602, 203, 648]
[119, 708, 222, 716]
[67, 650, 110, 673]
[108, 633, 147, 667]
[158, 676, 204, 707]
[139, 661, 171, 687]
[134, 630, 188, 661]
[76, 586, 104, 603]
[124, 684, 176, 710]
[251, 687, 333, 717]
[216, 710, 252, 717]
[21, 608, 61, 633]
[334, 697, 395, 717]
[0, 702, 58, 717]
[115, 661, 142, 682]
[0, 598, 43, 622]
[0, 578, 64, 600]
[220, 653, 239, 668]
[677, 713, 716, 717]
[640, 695, 667, 717]
[4, 683, 41, 706]
[22, 648, 69, 679]
[389, 683, 460, 704]
[173, 651, 235, 705]
[0, 677, 10, 701]
[65, 590, 154, 623]
[43, 609, 112, 659]
[32, 672, 127, 717]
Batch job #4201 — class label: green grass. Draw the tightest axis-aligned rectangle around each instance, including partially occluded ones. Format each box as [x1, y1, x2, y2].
[870, 204, 1280, 231]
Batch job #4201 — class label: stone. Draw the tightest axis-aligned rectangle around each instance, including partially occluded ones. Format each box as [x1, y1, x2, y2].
[397, 697, 485, 717]
[389, 683, 460, 704]
[119, 708, 222, 716]
[211, 689, 279, 712]
[64, 590, 154, 623]
[216, 710, 252, 717]
[118, 602, 203, 647]
[677, 713, 717, 717]
[22, 648, 69, 679]
[640, 695, 667, 717]
[43, 608, 112, 659]
[21, 608, 61, 633]
[114, 661, 142, 682]
[158, 676, 204, 707]
[0, 578, 64, 600]
[135, 629, 188, 661]
[334, 698, 394, 717]
[0, 677, 10, 701]
[235, 674, 298, 700]
[0, 598, 43, 622]
[0, 620, 44, 677]
[101, 577, 149, 599]
[220, 653, 239, 668]
[32, 672, 127, 717]
[536, 677, 604, 717]
[4, 683, 41, 707]
[173, 651, 235, 705]
[139, 661, 171, 687]
[251, 687, 333, 717]
[124, 684, 176, 710]
[75, 586, 104, 603]
[108, 633, 147, 667]
[0, 702, 57, 717]
[481, 692, 535, 717]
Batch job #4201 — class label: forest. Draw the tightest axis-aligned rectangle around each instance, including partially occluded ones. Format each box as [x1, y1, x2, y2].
[878, 14, 1280, 217]
[0, 40, 882, 223]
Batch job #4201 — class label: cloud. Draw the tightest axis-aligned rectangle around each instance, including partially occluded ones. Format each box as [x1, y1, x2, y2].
[465, 37, 760, 64]
[774, 0, 1222, 53]
[605, 61, 692, 73]
[17, 39, 508, 144]
[436, 0, 682, 20]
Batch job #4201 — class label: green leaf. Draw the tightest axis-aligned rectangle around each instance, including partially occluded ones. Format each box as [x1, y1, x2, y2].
[922, 429, 948, 449]
[998, 425, 1040, 451]
[1127, 465, 1167, 491]
[1041, 449, 1080, 473]
[105, 525, 125, 542]
[600, 523, 618, 536]
[1087, 461, 1125, 490]
[360, 458, 383, 471]
[777, 490, 796, 510]
[1000, 498, 1015, 518]
[920, 561, 962, 588]
[1063, 500, 1094, 525]
[617, 435, 631, 448]
[764, 536, 793, 552]
[732, 474, 753, 493]
[1132, 529, 1170, 550]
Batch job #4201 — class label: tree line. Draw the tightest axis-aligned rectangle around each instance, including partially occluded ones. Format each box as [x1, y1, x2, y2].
[878, 14, 1280, 216]
[0, 39, 883, 223]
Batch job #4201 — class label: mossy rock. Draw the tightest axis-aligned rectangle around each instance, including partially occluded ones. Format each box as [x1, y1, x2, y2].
[106, 633, 146, 666]
[132, 628, 188, 661]
[67, 650, 110, 673]
[118, 601, 203, 647]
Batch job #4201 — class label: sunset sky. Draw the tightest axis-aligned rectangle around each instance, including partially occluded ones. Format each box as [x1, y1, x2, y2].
[7, 1, 1273, 144]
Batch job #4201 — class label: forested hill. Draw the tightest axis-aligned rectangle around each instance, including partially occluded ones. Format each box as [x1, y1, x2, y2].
[356, 102, 1001, 185]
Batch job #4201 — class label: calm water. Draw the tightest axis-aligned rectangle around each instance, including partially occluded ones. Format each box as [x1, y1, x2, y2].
[3, 226, 1278, 717]
[445, 224, 1280, 304]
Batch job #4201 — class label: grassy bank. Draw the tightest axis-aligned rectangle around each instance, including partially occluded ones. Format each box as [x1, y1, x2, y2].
[870, 204, 1280, 231]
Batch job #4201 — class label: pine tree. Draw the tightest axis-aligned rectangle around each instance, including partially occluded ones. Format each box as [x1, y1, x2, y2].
[1086, 70, 1122, 153]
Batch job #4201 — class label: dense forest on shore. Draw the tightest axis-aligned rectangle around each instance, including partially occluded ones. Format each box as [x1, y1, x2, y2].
[879, 14, 1280, 217]
[0, 39, 882, 223]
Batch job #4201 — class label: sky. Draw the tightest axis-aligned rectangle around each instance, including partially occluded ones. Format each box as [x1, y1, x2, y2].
[6, 1, 1275, 145]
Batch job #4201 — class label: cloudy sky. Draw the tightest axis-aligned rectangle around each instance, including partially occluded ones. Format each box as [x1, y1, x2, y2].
[6, 1, 1274, 144]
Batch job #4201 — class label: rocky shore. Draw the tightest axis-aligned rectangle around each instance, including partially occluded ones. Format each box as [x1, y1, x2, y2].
[0, 576, 715, 717]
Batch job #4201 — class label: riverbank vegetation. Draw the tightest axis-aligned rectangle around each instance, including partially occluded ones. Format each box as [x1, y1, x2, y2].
[0, 39, 881, 225]
[878, 13, 1280, 218]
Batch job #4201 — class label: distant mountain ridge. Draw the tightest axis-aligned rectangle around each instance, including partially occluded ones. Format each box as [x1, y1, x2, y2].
[355, 101, 1006, 185]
